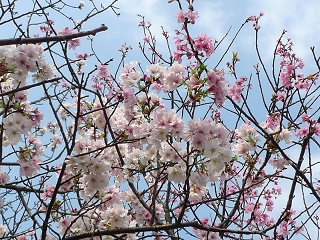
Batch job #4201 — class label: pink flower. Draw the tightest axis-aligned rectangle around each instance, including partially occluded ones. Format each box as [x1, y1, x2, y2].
[173, 51, 183, 63]
[194, 33, 214, 57]
[97, 64, 110, 79]
[59, 27, 74, 35]
[192, 133, 207, 150]
[59, 217, 71, 235]
[245, 202, 256, 213]
[301, 113, 310, 122]
[185, 10, 199, 24]
[142, 35, 150, 43]
[206, 69, 228, 107]
[295, 127, 309, 138]
[175, 10, 185, 23]
[16, 236, 27, 240]
[68, 38, 81, 50]
[41, 184, 55, 198]
[59, 27, 80, 49]
[60, 81, 68, 88]
[0, 169, 10, 185]
[265, 113, 281, 129]
[228, 84, 242, 102]
[278, 221, 290, 238]
[175, 10, 199, 24]
[201, 217, 209, 225]
[76, 52, 89, 59]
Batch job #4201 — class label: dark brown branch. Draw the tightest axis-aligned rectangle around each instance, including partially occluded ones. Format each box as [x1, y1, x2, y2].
[0, 25, 108, 46]
[0, 77, 62, 97]
[64, 221, 267, 240]
[2, 184, 71, 194]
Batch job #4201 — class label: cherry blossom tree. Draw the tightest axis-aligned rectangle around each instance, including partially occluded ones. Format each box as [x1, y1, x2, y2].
[0, 0, 320, 239]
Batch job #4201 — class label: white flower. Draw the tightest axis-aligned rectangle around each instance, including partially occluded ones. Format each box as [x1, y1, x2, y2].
[279, 128, 292, 144]
[167, 164, 185, 183]
[100, 204, 130, 229]
[79, 1, 85, 8]
[75, 59, 86, 67]
[0, 225, 7, 237]
[4, 128, 22, 145]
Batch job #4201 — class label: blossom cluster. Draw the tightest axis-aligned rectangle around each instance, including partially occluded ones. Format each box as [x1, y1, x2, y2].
[0, 45, 54, 177]
[173, 32, 215, 62]
[144, 62, 186, 92]
[0, 44, 55, 89]
[175, 9, 199, 25]
[294, 113, 320, 139]
[57, 188, 138, 239]
[59, 27, 81, 50]
[276, 37, 318, 89]
[233, 122, 261, 157]
[0, 168, 10, 185]
[227, 76, 247, 103]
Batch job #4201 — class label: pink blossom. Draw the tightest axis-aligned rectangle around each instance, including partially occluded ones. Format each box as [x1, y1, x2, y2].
[194, 33, 214, 57]
[275, 92, 286, 102]
[227, 84, 242, 102]
[266, 113, 281, 129]
[60, 81, 68, 88]
[68, 38, 81, 50]
[175, 10, 186, 23]
[185, 10, 199, 24]
[16, 236, 27, 240]
[142, 35, 150, 43]
[295, 127, 309, 138]
[97, 64, 110, 79]
[0, 169, 10, 185]
[58, 27, 80, 49]
[76, 52, 89, 59]
[59, 217, 71, 235]
[206, 69, 228, 107]
[301, 113, 310, 122]
[59, 27, 74, 35]
[173, 51, 183, 63]
[278, 221, 290, 238]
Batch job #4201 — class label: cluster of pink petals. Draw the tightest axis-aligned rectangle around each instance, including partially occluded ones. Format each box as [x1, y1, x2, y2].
[247, 12, 264, 30]
[17, 134, 44, 177]
[206, 69, 228, 107]
[59, 27, 81, 50]
[0, 168, 10, 185]
[173, 33, 215, 63]
[145, 63, 186, 92]
[175, 10, 199, 24]
[194, 33, 214, 57]
[39, 20, 54, 36]
[227, 76, 247, 102]
[0, 44, 55, 87]
[276, 37, 317, 89]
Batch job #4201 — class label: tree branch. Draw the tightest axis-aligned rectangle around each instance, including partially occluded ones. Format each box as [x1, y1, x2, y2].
[64, 221, 267, 240]
[0, 25, 108, 46]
